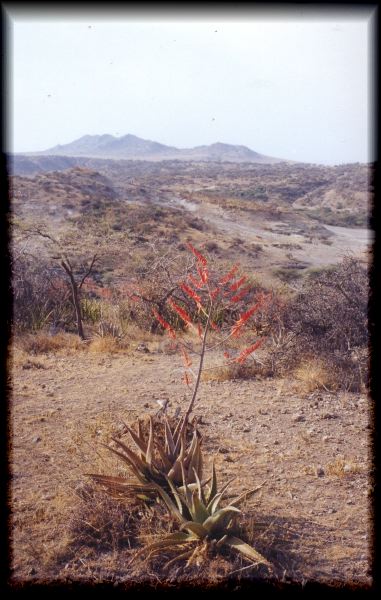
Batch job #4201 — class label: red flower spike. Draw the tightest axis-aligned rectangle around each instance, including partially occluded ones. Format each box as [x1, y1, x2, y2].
[230, 285, 252, 303]
[187, 243, 208, 266]
[219, 264, 239, 285]
[229, 276, 247, 292]
[210, 287, 220, 300]
[181, 347, 192, 368]
[231, 301, 262, 337]
[183, 372, 192, 386]
[152, 308, 176, 340]
[234, 339, 264, 364]
[168, 299, 193, 326]
[188, 274, 205, 290]
[196, 265, 208, 284]
[180, 283, 203, 307]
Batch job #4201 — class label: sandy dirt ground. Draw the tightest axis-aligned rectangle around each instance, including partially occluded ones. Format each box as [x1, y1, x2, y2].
[9, 346, 373, 588]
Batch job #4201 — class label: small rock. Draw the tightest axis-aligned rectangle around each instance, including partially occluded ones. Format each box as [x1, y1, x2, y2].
[274, 440, 279, 445]
[322, 413, 338, 419]
[242, 427, 251, 433]
[224, 456, 234, 463]
[343, 464, 352, 473]
[218, 447, 229, 454]
[293, 414, 305, 423]
[322, 435, 329, 442]
[316, 466, 325, 477]
[143, 402, 149, 408]
[222, 413, 233, 421]
[346, 499, 355, 505]
[33, 436, 42, 443]
[136, 343, 149, 353]
[28, 567, 37, 576]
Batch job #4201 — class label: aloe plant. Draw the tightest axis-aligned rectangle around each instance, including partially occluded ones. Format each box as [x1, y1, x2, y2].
[133, 461, 271, 570]
[88, 414, 203, 499]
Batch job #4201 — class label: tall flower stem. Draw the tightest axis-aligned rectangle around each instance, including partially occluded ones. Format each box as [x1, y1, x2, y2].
[179, 306, 211, 436]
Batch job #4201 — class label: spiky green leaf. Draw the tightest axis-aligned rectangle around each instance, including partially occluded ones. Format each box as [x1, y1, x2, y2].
[121, 420, 147, 458]
[145, 416, 154, 465]
[164, 417, 176, 459]
[206, 462, 217, 505]
[202, 506, 241, 535]
[190, 490, 209, 523]
[192, 467, 204, 503]
[222, 535, 271, 566]
[103, 444, 148, 484]
[151, 482, 186, 524]
[206, 478, 235, 513]
[180, 520, 208, 539]
[164, 474, 188, 516]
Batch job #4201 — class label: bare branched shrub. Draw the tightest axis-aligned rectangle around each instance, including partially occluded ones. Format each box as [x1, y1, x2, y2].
[11, 253, 73, 332]
[281, 257, 369, 390]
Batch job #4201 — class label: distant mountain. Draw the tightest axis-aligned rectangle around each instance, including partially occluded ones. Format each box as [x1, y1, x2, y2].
[24, 134, 285, 164]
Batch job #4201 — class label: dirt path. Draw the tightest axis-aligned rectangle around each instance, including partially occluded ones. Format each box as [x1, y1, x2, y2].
[10, 348, 372, 586]
[159, 194, 371, 270]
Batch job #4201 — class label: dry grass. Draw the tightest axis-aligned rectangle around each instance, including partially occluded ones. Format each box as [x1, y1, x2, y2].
[325, 458, 363, 477]
[202, 362, 260, 383]
[15, 332, 85, 355]
[292, 359, 335, 393]
[87, 335, 122, 354]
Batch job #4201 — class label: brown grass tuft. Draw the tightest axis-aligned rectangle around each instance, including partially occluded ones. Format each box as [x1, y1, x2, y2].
[87, 335, 121, 354]
[292, 359, 335, 393]
[325, 458, 363, 477]
[16, 332, 84, 355]
[202, 361, 259, 383]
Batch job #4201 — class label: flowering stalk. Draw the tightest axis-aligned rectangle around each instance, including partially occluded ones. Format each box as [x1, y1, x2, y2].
[150, 244, 267, 427]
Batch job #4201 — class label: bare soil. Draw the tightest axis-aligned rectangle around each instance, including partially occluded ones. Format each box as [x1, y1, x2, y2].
[9, 346, 373, 588]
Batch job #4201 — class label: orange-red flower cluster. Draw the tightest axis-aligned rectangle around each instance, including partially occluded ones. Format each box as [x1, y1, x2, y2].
[168, 299, 193, 326]
[180, 347, 192, 368]
[187, 243, 207, 266]
[188, 273, 205, 290]
[152, 308, 176, 339]
[230, 285, 251, 303]
[180, 282, 203, 307]
[231, 301, 262, 337]
[229, 276, 247, 292]
[234, 339, 264, 364]
[219, 264, 239, 284]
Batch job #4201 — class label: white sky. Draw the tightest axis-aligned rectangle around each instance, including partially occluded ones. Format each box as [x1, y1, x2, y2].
[5, 6, 377, 165]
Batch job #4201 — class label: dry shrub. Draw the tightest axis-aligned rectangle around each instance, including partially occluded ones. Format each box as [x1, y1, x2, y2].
[55, 484, 176, 572]
[325, 458, 363, 477]
[16, 332, 84, 355]
[292, 358, 335, 393]
[202, 361, 260, 383]
[88, 335, 121, 354]
[279, 257, 369, 391]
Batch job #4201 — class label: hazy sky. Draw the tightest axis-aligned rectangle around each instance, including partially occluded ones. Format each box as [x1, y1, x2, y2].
[5, 5, 376, 165]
